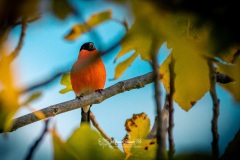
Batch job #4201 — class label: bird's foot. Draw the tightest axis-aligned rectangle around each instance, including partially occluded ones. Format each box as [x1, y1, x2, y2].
[95, 89, 103, 94]
[76, 94, 83, 100]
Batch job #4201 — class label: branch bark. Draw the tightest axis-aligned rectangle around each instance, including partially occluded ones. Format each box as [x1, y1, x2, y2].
[168, 55, 176, 160]
[1, 72, 154, 133]
[208, 61, 220, 160]
[0, 70, 233, 133]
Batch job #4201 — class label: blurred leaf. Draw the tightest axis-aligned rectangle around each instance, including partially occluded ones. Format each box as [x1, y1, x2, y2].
[52, 124, 124, 160]
[87, 10, 112, 26]
[115, 21, 153, 62]
[52, 128, 78, 160]
[114, 1, 211, 110]
[160, 44, 210, 111]
[0, 51, 19, 132]
[114, 52, 138, 79]
[21, 92, 42, 106]
[51, 0, 74, 20]
[220, 129, 240, 160]
[59, 73, 72, 94]
[216, 58, 240, 102]
[122, 113, 158, 160]
[218, 47, 240, 64]
[174, 153, 212, 160]
[65, 10, 112, 41]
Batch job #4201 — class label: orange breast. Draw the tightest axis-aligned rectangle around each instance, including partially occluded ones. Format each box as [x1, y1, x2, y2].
[70, 50, 106, 96]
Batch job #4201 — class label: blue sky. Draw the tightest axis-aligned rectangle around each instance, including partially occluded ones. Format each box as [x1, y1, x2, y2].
[0, 1, 240, 160]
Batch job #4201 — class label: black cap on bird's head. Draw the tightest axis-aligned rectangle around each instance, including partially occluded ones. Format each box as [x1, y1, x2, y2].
[80, 42, 96, 51]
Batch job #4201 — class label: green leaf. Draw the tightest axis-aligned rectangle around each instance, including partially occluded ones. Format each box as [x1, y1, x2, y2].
[114, 52, 138, 79]
[52, 128, 79, 160]
[217, 58, 240, 102]
[51, 0, 74, 20]
[65, 10, 112, 41]
[59, 73, 72, 94]
[21, 92, 42, 106]
[52, 124, 124, 160]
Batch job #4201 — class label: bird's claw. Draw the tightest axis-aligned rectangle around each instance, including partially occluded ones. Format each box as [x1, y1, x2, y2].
[76, 95, 83, 100]
[95, 89, 103, 94]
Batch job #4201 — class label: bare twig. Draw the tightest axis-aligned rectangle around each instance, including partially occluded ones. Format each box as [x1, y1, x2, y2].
[1, 72, 154, 133]
[19, 70, 68, 94]
[150, 41, 165, 159]
[25, 119, 50, 160]
[208, 60, 220, 160]
[14, 15, 41, 26]
[167, 55, 176, 160]
[90, 111, 120, 150]
[10, 17, 27, 60]
[147, 99, 169, 140]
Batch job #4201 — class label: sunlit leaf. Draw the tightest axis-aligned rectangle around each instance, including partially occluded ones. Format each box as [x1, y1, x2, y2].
[160, 43, 210, 111]
[122, 113, 158, 160]
[65, 10, 112, 41]
[51, 0, 74, 20]
[0, 51, 19, 132]
[216, 58, 240, 102]
[21, 92, 42, 106]
[114, 52, 138, 79]
[59, 73, 72, 94]
[52, 124, 124, 160]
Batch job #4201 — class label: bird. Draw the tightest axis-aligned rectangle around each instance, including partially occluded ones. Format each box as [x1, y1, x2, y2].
[70, 42, 106, 124]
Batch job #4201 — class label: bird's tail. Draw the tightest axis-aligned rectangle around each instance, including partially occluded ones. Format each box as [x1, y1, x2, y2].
[81, 105, 91, 123]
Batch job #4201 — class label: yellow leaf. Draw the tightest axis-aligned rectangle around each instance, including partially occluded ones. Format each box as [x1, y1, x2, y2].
[160, 44, 210, 111]
[217, 58, 240, 101]
[0, 48, 20, 132]
[125, 113, 150, 140]
[122, 113, 157, 159]
[114, 52, 138, 79]
[59, 73, 72, 94]
[87, 10, 112, 27]
[64, 24, 89, 41]
[128, 139, 157, 160]
[65, 10, 112, 41]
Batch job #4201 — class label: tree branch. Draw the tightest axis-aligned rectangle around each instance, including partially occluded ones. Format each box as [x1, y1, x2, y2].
[10, 17, 27, 60]
[150, 41, 165, 159]
[1, 72, 154, 133]
[25, 119, 50, 160]
[168, 55, 176, 160]
[1, 67, 233, 133]
[208, 61, 220, 160]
